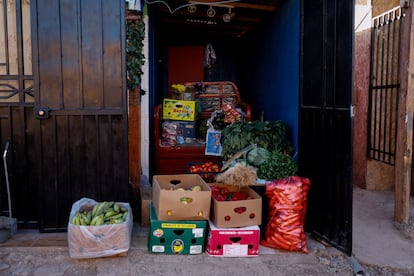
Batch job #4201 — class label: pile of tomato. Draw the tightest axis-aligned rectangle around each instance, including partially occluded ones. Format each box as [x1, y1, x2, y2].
[210, 185, 252, 201]
[188, 162, 221, 182]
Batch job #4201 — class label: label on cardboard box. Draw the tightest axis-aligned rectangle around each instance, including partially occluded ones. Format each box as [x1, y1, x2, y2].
[223, 244, 248, 256]
[163, 98, 197, 121]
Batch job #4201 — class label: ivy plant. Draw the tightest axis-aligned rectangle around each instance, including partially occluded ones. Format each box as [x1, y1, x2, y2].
[126, 17, 145, 90]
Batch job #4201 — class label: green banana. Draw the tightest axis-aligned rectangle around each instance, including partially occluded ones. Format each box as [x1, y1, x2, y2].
[122, 211, 128, 220]
[94, 201, 107, 217]
[91, 204, 99, 218]
[95, 214, 104, 226]
[108, 213, 123, 220]
[112, 218, 125, 224]
[90, 214, 101, 226]
[104, 210, 119, 218]
[113, 203, 120, 213]
[102, 201, 114, 213]
[71, 214, 80, 225]
[86, 210, 92, 222]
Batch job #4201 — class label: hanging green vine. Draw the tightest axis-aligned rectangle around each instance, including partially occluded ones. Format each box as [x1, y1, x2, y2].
[126, 17, 145, 91]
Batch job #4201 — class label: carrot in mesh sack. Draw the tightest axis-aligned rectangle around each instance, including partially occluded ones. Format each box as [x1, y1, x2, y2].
[261, 176, 311, 253]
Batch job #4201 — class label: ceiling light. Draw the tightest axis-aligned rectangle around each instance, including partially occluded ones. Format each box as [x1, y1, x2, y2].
[207, 6, 216, 17]
[188, 5, 197, 13]
[223, 8, 234, 23]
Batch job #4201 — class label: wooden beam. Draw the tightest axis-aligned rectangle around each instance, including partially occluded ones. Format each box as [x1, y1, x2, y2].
[395, 4, 412, 224]
[128, 86, 142, 197]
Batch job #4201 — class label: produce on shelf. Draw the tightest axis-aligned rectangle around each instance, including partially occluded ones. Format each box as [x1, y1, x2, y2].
[220, 120, 294, 161]
[257, 150, 298, 181]
[188, 161, 221, 183]
[215, 163, 257, 188]
[171, 83, 186, 92]
[210, 185, 252, 202]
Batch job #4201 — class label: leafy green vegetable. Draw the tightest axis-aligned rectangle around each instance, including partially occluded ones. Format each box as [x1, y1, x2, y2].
[257, 150, 298, 181]
[221, 120, 295, 160]
[247, 147, 270, 167]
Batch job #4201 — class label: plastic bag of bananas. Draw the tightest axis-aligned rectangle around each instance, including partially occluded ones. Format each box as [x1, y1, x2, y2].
[68, 197, 133, 259]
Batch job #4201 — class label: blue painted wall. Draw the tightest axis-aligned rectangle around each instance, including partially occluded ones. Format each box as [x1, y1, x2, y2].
[238, 0, 300, 151]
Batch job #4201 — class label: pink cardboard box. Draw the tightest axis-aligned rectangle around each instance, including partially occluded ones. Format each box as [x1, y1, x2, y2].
[206, 220, 260, 257]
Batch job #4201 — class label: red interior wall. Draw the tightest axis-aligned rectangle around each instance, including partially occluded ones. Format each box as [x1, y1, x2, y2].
[168, 46, 204, 87]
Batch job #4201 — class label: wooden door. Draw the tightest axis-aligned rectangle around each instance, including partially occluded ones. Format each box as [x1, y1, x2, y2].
[31, 0, 128, 231]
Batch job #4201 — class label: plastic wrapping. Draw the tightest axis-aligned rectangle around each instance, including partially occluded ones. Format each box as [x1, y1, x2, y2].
[261, 176, 311, 253]
[68, 197, 133, 259]
[161, 121, 182, 146]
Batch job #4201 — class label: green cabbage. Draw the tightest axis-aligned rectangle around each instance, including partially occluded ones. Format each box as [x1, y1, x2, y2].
[247, 147, 270, 167]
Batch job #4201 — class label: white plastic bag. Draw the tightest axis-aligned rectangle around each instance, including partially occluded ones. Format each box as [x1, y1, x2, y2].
[67, 197, 133, 259]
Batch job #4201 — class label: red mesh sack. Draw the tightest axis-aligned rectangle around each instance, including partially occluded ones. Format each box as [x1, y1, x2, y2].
[261, 176, 311, 253]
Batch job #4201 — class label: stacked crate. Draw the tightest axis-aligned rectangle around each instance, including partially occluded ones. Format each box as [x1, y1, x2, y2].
[148, 174, 210, 255]
[206, 183, 262, 257]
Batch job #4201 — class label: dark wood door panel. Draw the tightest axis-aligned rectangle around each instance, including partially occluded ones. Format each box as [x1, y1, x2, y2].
[32, 0, 128, 231]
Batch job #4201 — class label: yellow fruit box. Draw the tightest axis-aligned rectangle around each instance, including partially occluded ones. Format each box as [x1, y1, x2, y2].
[162, 98, 198, 121]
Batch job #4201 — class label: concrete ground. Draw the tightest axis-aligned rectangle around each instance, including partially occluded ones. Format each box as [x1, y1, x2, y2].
[0, 186, 412, 275]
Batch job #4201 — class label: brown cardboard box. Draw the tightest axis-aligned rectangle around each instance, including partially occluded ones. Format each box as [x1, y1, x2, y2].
[67, 198, 133, 259]
[209, 183, 262, 228]
[139, 186, 152, 226]
[152, 174, 211, 220]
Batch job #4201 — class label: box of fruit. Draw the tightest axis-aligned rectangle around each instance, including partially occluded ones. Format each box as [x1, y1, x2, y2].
[152, 174, 211, 221]
[67, 198, 133, 259]
[209, 183, 262, 228]
[187, 161, 221, 183]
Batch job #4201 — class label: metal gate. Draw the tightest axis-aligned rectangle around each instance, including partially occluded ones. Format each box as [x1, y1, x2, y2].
[300, 0, 354, 255]
[368, 7, 403, 165]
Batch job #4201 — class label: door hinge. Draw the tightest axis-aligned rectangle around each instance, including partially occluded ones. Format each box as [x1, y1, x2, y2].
[350, 105, 355, 118]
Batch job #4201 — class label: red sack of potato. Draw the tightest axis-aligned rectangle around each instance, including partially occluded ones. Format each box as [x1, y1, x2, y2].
[261, 176, 311, 253]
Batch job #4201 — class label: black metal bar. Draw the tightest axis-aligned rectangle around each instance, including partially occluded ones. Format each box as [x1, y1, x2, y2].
[374, 20, 380, 159]
[383, 12, 391, 162]
[368, 7, 402, 165]
[388, 10, 397, 164]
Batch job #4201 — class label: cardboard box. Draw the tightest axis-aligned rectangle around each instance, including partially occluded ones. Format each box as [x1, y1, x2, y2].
[139, 186, 152, 226]
[177, 120, 196, 139]
[163, 98, 197, 121]
[67, 198, 133, 259]
[170, 90, 195, 101]
[148, 202, 207, 254]
[206, 220, 260, 257]
[152, 174, 211, 220]
[209, 183, 262, 228]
